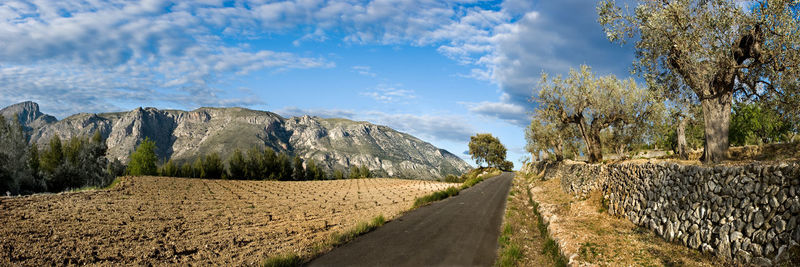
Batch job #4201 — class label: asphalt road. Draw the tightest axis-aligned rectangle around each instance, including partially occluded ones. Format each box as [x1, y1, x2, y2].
[307, 172, 514, 267]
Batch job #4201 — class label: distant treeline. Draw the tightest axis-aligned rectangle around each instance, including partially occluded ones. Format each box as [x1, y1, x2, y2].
[128, 138, 375, 180]
[0, 115, 123, 195]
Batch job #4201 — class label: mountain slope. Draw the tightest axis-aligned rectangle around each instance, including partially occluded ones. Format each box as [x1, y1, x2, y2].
[3, 102, 471, 179]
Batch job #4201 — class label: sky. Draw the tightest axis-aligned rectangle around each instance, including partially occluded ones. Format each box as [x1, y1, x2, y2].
[0, 0, 636, 168]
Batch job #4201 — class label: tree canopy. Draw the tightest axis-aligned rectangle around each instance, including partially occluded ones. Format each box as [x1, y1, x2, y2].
[127, 137, 158, 176]
[532, 65, 657, 163]
[468, 133, 508, 168]
[598, 0, 800, 162]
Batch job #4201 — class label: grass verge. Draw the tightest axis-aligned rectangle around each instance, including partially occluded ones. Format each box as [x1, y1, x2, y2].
[413, 167, 500, 208]
[496, 222, 523, 267]
[67, 177, 123, 193]
[262, 214, 386, 267]
[263, 168, 501, 266]
[526, 182, 567, 267]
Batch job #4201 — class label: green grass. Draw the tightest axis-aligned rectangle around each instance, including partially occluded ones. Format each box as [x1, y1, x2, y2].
[265, 214, 387, 266]
[412, 186, 459, 208]
[67, 177, 123, 193]
[330, 215, 386, 244]
[496, 222, 523, 267]
[526, 183, 567, 267]
[261, 253, 301, 267]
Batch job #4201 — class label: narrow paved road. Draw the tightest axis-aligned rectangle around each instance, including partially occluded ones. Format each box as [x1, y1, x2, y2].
[308, 172, 514, 267]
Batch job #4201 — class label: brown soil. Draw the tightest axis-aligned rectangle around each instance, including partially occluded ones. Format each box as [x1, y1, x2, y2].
[0, 176, 458, 266]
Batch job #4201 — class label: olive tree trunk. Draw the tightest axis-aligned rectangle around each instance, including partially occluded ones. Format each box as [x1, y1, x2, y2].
[577, 122, 603, 163]
[676, 115, 688, 160]
[700, 90, 732, 163]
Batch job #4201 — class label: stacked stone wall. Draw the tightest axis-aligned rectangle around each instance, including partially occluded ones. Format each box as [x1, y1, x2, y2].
[530, 160, 800, 265]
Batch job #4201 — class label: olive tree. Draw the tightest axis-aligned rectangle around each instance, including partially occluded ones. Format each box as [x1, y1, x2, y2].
[536, 65, 655, 163]
[599, 0, 800, 163]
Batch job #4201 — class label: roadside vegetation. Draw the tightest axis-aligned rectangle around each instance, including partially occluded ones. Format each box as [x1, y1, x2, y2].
[262, 214, 387, 267]
[516, 172, 714, 266]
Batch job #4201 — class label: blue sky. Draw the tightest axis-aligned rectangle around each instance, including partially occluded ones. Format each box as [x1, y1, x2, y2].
[0, 0, 635, 168]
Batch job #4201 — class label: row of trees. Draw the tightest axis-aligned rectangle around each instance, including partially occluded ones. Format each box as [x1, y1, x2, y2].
[127, 139, 373, 180]
[0, 115, 121, 195]
[527, 0, 800, 164]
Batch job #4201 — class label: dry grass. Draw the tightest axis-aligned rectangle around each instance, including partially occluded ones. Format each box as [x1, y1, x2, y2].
[522, 174, 717, 266]
[495, 175, 557, 267]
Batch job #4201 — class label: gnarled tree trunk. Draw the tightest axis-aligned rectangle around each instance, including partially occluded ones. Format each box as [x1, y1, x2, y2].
[676, 115, 688, 160]
[700, 90, 732, 163]
[576, 121, 604, 163]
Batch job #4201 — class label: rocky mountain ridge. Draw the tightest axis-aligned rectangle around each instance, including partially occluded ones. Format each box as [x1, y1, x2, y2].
[1, 102, 471, 179]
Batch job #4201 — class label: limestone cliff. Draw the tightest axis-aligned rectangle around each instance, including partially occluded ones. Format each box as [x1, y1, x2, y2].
[2, 102, 471, 179]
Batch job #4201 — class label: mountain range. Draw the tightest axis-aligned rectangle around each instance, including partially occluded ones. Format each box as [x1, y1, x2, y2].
[0, 101, 471, 179]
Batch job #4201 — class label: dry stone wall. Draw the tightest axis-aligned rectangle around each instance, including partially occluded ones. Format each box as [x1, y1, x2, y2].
[534, 160, 800, 265]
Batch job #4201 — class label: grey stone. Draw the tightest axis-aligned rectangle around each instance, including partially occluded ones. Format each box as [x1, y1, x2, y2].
[754, 229, 767, 244]
[770, 196, 780, 209]
[735, 250, 752, 264]
[730, 231, 743, 241]
[751, 243, 763, 257]
[751, 256, 772, 266]
[689, 232, 701, 249]
[754, 212, 765, 228]
[776, 218, 787, 233]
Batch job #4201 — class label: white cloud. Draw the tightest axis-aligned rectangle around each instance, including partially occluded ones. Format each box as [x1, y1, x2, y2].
[463, 100, 529, 127]
[360, 84, 416, 103]
[276, 106, 357, 119]
[351, 65, 377, 77]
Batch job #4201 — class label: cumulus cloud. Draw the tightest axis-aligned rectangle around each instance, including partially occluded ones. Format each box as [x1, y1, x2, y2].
[463, 100, 529, 127]
[364, 112, 474, 143]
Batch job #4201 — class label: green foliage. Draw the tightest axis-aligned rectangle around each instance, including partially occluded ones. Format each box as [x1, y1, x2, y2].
[261, 253, 301, 267]
[127, 137, 158, 176]
[192, 157, 205, 178]
[333, 169, 345, 180]
[203, 153, 224, 179]
[305, 159, 326, 180]
[330, 214, 386, 244]
[228, 149, 246, 179]
[180, 163, 192, 178]
[533, 65, 656, 163]
[444, 174, 460, 183]
[40, 135, 63, 174]
[469, 133, 507, 168]
[730, 101, 792, 146]
[496, 223, 523, 267]
[413, 186, 459, 208]
[598, 0, 800, 162]
[292, 156, 305, 181]
[159, 159, 179, 177]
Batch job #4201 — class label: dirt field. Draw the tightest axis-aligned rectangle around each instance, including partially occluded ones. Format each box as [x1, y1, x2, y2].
[0, 176, 458, 266]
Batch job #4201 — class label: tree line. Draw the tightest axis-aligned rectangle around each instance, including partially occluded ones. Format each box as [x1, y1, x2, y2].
[0, 115, 122, 195]
[527, 0, 800, 164]
[127, 138, 374, 180]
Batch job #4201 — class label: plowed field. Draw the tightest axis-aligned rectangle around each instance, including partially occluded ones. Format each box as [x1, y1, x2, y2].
[0, 176, 458, 266]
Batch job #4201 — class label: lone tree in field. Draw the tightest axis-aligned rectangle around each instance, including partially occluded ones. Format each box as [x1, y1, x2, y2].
[468, 133, 507, 168]
[536, 65, 654, 163]
[598, 0, 800, 163]
[127, 138, 158, 176]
